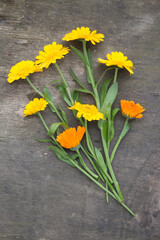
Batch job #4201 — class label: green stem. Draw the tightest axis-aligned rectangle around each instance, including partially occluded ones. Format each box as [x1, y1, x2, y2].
[38, 112, 64, 151]
[26, 77, 64, 122]
[84, 120, 95, 156]
[110, 118, 129, 163]
[106, 182, 109, 203]
[54, 62, 74, 105]
[95, 67, 115, 87]
[114, 68, 118, 83]
[85, 120, 113, 184]
[82, 41, 124, 202]
[38, 112, 49, 131]
[76, 149, 98, 179]
[80, 144, 105, 181]
[107, 115, 111, 150]
[82, 40, 100, 109]
[26, 76, 43, 97]
[101, 128, 124, 200]
[70, 158, 135, 216]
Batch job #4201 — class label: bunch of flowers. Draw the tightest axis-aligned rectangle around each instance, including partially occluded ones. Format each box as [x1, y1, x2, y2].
[7, 27, 145, 216]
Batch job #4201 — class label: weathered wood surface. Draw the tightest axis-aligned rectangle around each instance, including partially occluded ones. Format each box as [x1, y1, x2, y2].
[0, 0, 160, 239]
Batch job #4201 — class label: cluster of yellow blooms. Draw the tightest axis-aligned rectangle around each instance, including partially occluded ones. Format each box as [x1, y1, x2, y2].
[7, 26, 145, 149]
[7, 26, 146, 215]
[8, 26, 134, 84]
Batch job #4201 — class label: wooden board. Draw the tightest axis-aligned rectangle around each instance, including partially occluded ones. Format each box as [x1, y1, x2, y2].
[0, 0, 160, 239]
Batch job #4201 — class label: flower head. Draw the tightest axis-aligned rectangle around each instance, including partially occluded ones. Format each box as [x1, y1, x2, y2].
[62, 27, 104, 45]
[35, 42, 70, 69]
[7, 60, 42, 83]
[98, 51, 134, 74]
[121, 100, 145, 119]
[24, 98, 48, 117]
[56, 126, 85, 149]
[69, 101, 105, 121]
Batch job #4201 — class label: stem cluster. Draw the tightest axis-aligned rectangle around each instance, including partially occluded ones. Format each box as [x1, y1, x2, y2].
[25, 40, 134, 216]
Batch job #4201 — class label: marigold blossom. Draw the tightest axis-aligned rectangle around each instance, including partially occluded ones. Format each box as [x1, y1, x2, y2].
[35, 42, 70, 69]
[56, 126, 85, 149]
[24, 98, 48, 117]
[98, 51, 134, 75]
[62, 27, 104, 45]
[120, 100, 145, 119]
[7, 60, 42, 83]
[69, 101, 105, 121]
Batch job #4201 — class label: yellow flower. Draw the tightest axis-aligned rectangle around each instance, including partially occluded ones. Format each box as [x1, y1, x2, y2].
[7, 60, 42, 83]
[98, 51, 134, 74]
[62, 26, 104, 45]
[120, 100, 145, 119]
[24, 98, 48, 117]
[35, 42, 70, 69]
[56, 126, 85, 149]
[69, 101, 105, 121]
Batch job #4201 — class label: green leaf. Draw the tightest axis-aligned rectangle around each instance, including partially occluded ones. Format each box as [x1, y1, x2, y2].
[50, 80, 61, 85]
[108, 108, 120, 142]
[108, 123, 114, 142]
[74, 88, 94, 97]
[86, 49, 94, 84]
[59, 86, 71, 106]
[100, 78, 112, 106]
[48, 122, 63, 137]
[104, 103, 111, 119]
[49, 146, 76, 167]
[69, 67, 86, 89]
[95, 147, 107, 172]
[42, 86, 56, 113]
[36, 138, 55, 144]
[61, 81, 67, 89]
[111, 108, 120, 121]
[98, 119, 103, 129]
[100, 82, 118, 114]
[61, 122, 69, 130]
[101, 120, 108, 140]
[119, 121, 130, 139]
[71, 45, 89, 66]
[70, 153, 79, 160]
[56, 127, 60, 136]
[85, 130, 95, 156]
[71, 90, 82, 103]
[58, 104, 68, 124]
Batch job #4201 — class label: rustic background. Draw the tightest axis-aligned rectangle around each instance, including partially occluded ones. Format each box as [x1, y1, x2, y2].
[0, 0, 160, 239]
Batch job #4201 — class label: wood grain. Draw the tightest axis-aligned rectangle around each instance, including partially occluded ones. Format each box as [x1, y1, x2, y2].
[0, 0, 160, 239]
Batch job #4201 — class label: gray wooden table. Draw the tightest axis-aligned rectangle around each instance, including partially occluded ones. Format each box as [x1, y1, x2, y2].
[0, 0, 160, 239]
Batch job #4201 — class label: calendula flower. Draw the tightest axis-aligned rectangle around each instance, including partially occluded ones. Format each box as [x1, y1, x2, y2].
[69, 101, 105, 121]
[98, 51, 134, 74]
[121, 100, 145, 119]
[24, 98, 48, 117]
[62, 26, 104, 45]
[35, 42, 70, 69]
[7, 60, 42, 83]
[33, 64, 43, 73]
[56, 126, 85, 149]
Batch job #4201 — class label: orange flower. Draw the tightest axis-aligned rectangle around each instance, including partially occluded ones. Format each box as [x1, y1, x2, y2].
[56, 126, 85, 149]
[121, 100, 145, 119]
